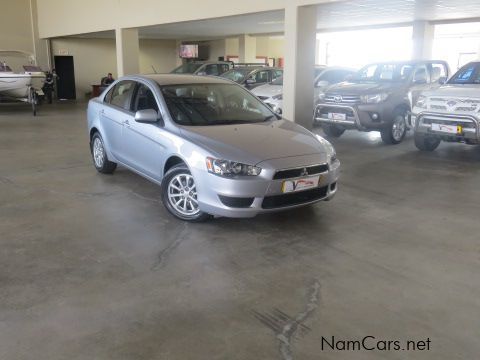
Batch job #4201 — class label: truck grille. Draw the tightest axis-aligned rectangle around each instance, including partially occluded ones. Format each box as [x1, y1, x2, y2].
[428, 97, 480, 112]
[324, 94, 361, 104]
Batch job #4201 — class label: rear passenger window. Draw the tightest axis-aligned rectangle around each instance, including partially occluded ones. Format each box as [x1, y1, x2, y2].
[205, 65, 219, 76]
[107, 81, 136, 111]
[430, 63, 447, 83]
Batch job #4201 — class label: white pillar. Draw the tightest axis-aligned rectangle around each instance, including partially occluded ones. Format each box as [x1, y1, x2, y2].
[175, 40, 183, 66]
[115, 28, 139, 77]
[282, 4, 317, 129]
[412, 20, 434, 60]
[238, 34, 256, 63]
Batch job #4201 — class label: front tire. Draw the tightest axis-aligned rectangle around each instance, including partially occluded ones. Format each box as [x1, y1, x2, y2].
[91, 133, 117, 174]
[161, 164, 210, 222]
[322, 124, 345, 138]
[381, 112, 407, 145]
[414, 133, 441, 151]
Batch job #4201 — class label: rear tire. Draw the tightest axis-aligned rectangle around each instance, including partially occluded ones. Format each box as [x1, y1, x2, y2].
[161, 164, 211, 222]
[414, 133, 441, 151]
[381, 111, 407, 145]
[91, 133, 117, 174]
[322, 124, 345, 138]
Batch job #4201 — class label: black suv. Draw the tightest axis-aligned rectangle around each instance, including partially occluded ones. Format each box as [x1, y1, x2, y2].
[314, 60, 450, 144]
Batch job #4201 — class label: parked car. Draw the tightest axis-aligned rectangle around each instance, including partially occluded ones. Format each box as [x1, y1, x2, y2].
[87, 74, 340, 221]
[220, 66, 283, 90]
[251, 67, 356, 115]
[170, 61, 232, 76]
[314, 60, 450, 144]
[412, 61, 480, 151]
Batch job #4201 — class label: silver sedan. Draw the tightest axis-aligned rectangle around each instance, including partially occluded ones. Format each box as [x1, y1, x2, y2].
[87, 74, 340, 221]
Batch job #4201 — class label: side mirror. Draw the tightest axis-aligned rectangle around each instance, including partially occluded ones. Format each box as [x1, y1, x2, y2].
[245, 78, 256, 85]
[135, 109, 159, 123]
[315, 80, 329, 88]
[438, 76, 447, 85]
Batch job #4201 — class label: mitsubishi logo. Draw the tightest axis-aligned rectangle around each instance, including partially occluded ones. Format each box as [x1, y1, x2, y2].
[300, 167, 308, 176]
[334, 95, 343, 103]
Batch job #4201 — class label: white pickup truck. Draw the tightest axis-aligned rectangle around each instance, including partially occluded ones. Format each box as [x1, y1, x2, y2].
[412, 62, 480, 151]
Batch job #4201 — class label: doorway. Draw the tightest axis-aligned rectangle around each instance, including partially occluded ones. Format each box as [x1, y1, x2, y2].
[54, 56, 76, 100]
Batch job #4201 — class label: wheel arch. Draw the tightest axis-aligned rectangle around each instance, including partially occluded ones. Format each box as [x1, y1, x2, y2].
[163, 155, 188, 176]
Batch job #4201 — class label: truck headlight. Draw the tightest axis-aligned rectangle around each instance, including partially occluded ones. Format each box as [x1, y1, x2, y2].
[318, 92, 326, 101]
[206, 157, 261, 177]
[415, 95, 427, 109]
[361, 93, 389, 104]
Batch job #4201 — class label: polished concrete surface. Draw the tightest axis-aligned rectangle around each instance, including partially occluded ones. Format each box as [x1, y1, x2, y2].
[1, 102, 480, 360]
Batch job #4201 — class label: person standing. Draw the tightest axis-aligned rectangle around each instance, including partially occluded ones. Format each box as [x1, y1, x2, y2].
[42, 71, 54, 104]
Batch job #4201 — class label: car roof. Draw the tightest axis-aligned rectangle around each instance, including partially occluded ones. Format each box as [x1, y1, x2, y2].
[133, 74, 235, 86]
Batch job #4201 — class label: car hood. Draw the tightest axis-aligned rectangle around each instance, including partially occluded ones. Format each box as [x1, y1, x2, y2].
[422, 84, 480, 99]
[180, 120, 325, 165]
[251, 84, 283, 98]
[326, 81, 401, 94]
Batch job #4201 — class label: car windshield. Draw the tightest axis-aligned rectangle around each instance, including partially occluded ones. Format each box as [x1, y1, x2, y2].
[448, 63, 480, 84]
[220, 69, 251, 83]
[353, 63, 413, 82]
[171, 63, 204, 74]
[161, 83, 276, 126]
[271, 77, 283, 86]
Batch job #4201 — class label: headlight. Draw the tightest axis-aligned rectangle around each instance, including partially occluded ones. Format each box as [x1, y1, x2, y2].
[315, 135, 338, 164]
[272, 94, 282, 100]
[361, 93, 389, 104]
[318, 92, 326, 101]
[206, 157, 261, 177]
[415, 95, 427, 109]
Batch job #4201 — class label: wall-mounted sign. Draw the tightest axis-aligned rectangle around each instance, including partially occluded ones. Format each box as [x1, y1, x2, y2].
[57, 49, 69, 55]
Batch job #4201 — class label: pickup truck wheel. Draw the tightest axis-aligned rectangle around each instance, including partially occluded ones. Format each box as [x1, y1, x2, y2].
[161, 164, 211, 222]
[381, 112, 406, 145]
[414, 133, 441, 151]
[91, 133, 117, 174]
[322, 124, 345, 138]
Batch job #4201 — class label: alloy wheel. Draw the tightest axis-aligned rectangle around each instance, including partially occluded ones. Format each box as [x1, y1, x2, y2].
[93, 137, 105, 168]
[167, 174, 199, 216]
[392, 115, 406, 142]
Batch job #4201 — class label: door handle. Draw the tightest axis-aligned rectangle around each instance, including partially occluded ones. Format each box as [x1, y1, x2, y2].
[100, 109, 104, 115]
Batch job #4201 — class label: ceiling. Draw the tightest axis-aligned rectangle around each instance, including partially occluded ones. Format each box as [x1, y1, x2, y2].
[71, 0, 480, 41]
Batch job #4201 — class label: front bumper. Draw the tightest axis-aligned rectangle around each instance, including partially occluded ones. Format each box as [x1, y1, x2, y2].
[192, 158, 340, 218]
[412, 111, 480, 143]
[314, 102, 394, 131]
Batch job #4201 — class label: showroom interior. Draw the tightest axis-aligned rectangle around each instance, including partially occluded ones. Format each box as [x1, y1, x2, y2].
[1, 0, 480, 359]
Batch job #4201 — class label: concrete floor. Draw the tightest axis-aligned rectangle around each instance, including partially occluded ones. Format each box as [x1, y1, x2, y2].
[1, 102, 480, 360]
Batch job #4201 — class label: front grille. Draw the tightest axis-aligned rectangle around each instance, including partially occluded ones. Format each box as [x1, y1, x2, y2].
[324, 94, 361, 104]
[218, 195, 254, 208]
[430, 105, 447, 110]
[262, 186, 329, 209]
[455, 106, 477, 112]
[273, 164, 329, 180]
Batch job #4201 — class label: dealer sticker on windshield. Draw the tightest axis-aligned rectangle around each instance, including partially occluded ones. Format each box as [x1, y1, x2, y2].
[282, 176, 321, 193]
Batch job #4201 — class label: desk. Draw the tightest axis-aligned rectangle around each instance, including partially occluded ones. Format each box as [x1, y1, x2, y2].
[91, 84, 102, 98]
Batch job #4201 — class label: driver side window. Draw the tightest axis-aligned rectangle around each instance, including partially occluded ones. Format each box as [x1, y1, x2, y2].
[413, 66, 429, 84]
[131, 83, 159, 113]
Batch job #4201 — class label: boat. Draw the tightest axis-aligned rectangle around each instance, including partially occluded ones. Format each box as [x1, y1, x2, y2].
[0, 50, 45, 99]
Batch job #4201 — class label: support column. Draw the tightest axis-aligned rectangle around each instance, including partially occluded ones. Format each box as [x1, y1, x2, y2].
[238, 34, 256, 63]
[175, 40, 183, 66]
[412, 20, 434, 60]
[282, 4, 317, 129]
[115, 28, 139, 77]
